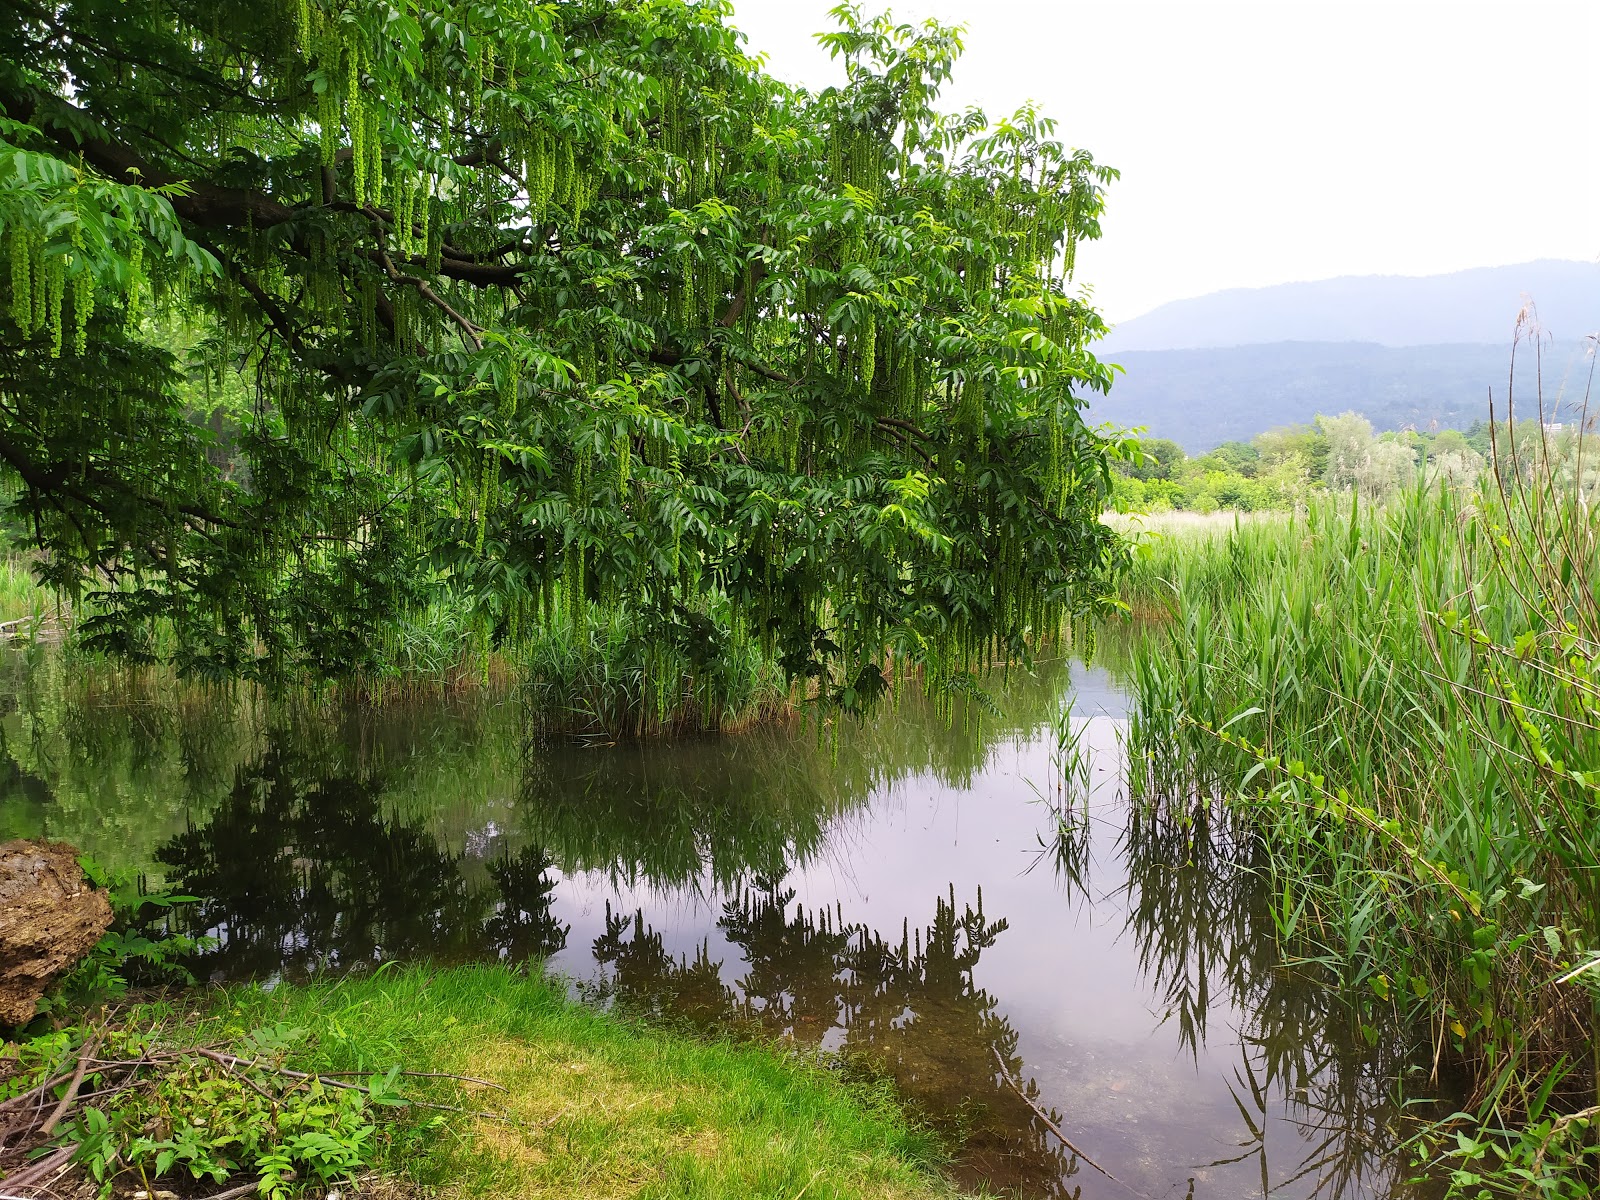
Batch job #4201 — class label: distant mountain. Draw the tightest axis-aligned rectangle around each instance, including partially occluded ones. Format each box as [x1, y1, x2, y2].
[1084, 340, 1595, 454]
[1102, 260, 1598, 353]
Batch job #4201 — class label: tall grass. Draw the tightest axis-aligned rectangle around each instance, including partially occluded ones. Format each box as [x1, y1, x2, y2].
[1118, 440, 1600, 1189]
[520, 600, 793, 740]
[0, 551, 61, 631]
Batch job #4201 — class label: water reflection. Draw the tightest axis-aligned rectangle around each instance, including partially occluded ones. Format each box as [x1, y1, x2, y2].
[0, 652, 1443, 1199]
[160, 751, 568, 976]
[1079, 797, 1438, 1199]
[589, 881, 1084, 1196]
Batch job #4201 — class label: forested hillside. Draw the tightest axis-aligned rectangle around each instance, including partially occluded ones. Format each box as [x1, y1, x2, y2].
[1089, 339, 1593, 452]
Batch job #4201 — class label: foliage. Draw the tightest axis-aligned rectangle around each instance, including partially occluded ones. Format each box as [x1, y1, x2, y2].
[35, 857, 212, 1019]
[0, 0, 1126, 700]
[1111, 409, 1496, 514]
[1, 1019, 414, 1198]
[1117, 397, 1600, 1191]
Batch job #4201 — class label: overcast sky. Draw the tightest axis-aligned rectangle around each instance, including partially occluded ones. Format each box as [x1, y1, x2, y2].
[728, 0, 1599, 322]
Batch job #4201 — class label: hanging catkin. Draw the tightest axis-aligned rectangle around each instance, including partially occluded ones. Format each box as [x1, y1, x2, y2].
[8, 227, 35, 333]
[44, 254, 65, 358]
[858, 309, 876, 393]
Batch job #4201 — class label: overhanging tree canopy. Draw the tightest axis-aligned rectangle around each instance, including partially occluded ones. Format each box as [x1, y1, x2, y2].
[0, 0, 1125, 693]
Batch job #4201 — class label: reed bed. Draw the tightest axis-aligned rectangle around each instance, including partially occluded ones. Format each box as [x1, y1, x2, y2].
[519, 600, 793, 740]
[1118, 463, 1600, 1191]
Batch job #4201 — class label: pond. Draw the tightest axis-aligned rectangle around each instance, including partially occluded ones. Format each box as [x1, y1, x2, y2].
[0, 648, 1439, 1199]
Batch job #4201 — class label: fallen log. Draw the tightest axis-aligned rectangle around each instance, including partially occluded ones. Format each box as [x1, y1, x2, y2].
[0, 841, 112, 1027]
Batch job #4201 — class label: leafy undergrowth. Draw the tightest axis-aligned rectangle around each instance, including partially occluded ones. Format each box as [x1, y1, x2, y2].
[4, 965, 967, 1200]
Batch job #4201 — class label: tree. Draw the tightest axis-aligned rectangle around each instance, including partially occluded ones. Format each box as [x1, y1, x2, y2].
[0, 0, 1123, 698]
[1426, 428, 1471, 461]
[1352, 438, 1416, 503]
[1318, 411, 1374, 492]
[1199, 439, 1260, 477]
[1119, 436, 1184, 482]
[1253, 422, 1328, 481]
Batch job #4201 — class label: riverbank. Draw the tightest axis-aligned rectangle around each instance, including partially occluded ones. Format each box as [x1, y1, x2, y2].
[3, 964, 966, 1200]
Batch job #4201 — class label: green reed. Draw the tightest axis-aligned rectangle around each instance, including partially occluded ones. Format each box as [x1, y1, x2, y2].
[519, 599, 793, 740]
[0, 551, 59, 628]
[1118, 465, 1600, 1192]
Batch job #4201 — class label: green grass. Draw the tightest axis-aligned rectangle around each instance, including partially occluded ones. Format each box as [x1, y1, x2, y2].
[196, 964, 967, 1200]
[518, 599, 793, 740]
[0, 552, 56, 626]
[1116, 476, 1600, 1193]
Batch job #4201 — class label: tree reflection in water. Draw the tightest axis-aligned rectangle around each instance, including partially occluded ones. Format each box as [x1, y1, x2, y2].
[19, 652, 1445, 1200]
[591, 880, 1087, 1198]
[159, 750, 567, 977]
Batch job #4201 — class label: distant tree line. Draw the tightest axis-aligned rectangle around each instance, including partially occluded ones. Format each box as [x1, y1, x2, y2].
[1112, 413, 1598, 513]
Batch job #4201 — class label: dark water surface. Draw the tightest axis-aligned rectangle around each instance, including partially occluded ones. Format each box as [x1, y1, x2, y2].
[0, 649, 1436, 1199]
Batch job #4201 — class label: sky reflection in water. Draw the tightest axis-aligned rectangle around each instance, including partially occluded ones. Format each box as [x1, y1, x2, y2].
[0, 651, 1440, 1199]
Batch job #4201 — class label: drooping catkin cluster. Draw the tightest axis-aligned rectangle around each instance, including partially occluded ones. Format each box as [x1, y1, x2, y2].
[4, 212, 100, 359]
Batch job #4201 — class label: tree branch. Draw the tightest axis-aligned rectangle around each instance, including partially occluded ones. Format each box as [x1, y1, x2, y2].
[376, 250, 484, 350]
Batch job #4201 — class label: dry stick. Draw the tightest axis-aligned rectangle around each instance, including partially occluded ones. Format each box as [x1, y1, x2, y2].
[0, 1070, 75, 1114]
[989, 1047, 1150, 1199]
[313, 1069, 507, 1091]
[1, 1143, 76, 1192]
[787, 1168, 824, 1200]
[38, 1038, 98, 1138]
[201, 1049, 286, 1106]
[195, 1181, 265, 1200]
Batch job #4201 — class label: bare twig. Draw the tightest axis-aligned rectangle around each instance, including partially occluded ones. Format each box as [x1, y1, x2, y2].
[38, 1038, 98, 1138]
[313, 1070, 507, 1091]
[193, 1050, 518, 1123]
[1, 1143, 76, 1191]
[0, 1070, 75, 1114]
[191, 1180, 264, 1200]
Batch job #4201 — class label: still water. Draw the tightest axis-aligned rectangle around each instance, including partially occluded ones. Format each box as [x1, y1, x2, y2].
[0, 649, 1435, 1199]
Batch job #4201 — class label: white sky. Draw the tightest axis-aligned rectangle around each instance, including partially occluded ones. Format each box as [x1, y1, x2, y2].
[728, 0, 1600, 322]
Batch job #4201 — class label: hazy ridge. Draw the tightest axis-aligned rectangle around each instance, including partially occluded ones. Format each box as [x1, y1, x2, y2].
[1089, 261, 1597, 451]
[1101, 260, 1597, 352]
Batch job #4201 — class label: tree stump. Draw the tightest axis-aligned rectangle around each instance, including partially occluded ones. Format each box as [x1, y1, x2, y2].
[0, 840, 112, 1026]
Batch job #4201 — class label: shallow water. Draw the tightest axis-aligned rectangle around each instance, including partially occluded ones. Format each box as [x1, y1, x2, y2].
[0, 650, 1437, 1199]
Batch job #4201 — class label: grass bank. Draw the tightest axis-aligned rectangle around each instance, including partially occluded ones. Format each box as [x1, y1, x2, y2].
[1117, 478, 1600, 1193]
[4, 964, 965, 1200]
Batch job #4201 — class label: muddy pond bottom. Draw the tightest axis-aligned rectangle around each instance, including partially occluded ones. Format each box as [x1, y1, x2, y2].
[0, 654, 1431, 1199]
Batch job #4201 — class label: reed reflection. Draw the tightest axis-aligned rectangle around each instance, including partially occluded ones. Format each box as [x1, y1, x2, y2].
[1082, 796, 1440, 1199]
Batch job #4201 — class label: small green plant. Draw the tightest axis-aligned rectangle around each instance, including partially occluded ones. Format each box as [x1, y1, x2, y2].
[2, 1020, 422, 1198]
[36, 857, 212, 1017]
[1427, 1070, 1600, 1199]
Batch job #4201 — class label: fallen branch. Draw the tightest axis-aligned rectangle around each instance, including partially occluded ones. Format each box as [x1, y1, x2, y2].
[314, 1069, 508, 1091]
[39, 1038, 98, 1138]
[1, 1142, 75, 1192]
[0, 1068, 76, 1115]
[196, 1180, 265, 1200]
[194, 1050, 519, 1122]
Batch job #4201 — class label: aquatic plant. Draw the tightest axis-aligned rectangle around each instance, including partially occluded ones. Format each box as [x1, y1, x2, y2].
[1119, 348, 1600, 1193]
